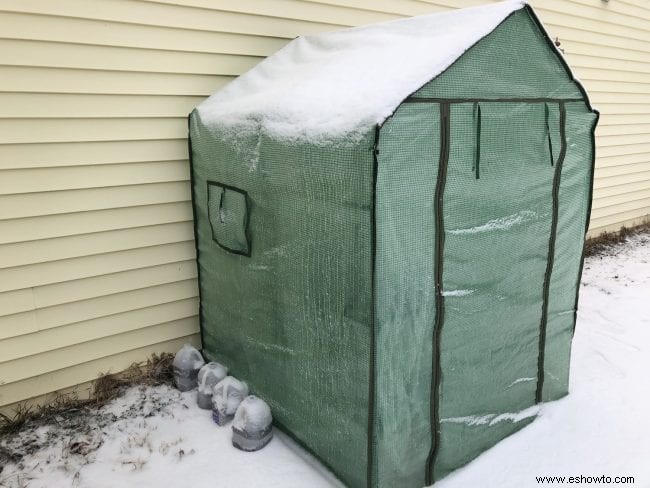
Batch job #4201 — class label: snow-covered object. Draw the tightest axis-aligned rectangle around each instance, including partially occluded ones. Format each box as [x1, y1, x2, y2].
[196, 362, 228, 409]
[172, 344, 205, 392]
[212, 376, 249, 425]
[232, 396, 273, 452]
[196, 0, 525, 143]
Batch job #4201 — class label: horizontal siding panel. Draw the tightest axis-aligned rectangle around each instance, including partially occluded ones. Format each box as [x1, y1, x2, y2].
[546, 24, 650, 54]
[0, 140, 188, 170]
[0, 202, 193, 244]
[0, 182, 190, 219]
[596, 161, 650, 178]
[0, 119, 185, 144]
[566, 53, 650, 75]
[0, 221, 194, 269]
[0, 161, 189, 195]
[299, 0, 446, 15]
[0, 288, 35, 319]
[566, 0, 650, 20]
[534, 0, 650, 33]
[144, 0, 405, 24]
[0, 318, 199, 386]
[593, 187, 650, 210]
[597, 124, 650, 137]
[0, 12, 289, 55]
[0, 93, 202, 118]
[0, 335, 200, 406]
[0, 259, 197, 316]
[594, 177, 650, 197]
[589, 210, 650, 234]
[598, 144, 650, 159]
[597, 114, 650, 126]
[0, 287, 198, 347]
[596, 133, 650, 148]
[0, 1, 344, 38]
[578, 68, 650, 86]
[596, 152, 650, 168]
[591, 196, 650, 218]
[0, 241, 196, 293]
[0, 66, 231, 96]
[534, 8, 649, 43]
[567, 40, 650, 64]
[0, 39, 260, 75]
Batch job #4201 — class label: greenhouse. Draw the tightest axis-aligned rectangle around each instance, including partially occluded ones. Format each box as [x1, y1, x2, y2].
[187, 1, 599, 487]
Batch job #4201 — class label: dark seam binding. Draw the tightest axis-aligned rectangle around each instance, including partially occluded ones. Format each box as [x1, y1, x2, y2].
[367, 125, 380, 488]
[572, 110, 601, 337]
[206, 180, 252, 257]
[425, 102, 450, 486]
[544, 104, 554, 166]
[536, 102, 567, 404]
[473, 102, 481, 179]
[405, 97, 582, 104]
[187, 110, 207, 351]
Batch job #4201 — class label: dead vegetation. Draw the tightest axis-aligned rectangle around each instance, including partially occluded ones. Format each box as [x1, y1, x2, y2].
[0, 353, 173, 439]
[584, 220, 650, 257]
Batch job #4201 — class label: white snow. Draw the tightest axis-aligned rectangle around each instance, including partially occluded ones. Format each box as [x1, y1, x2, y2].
[441, 289, 475, 297]
[1, 233, 648, 488]
[197, 1, 525, 143]
[504, 377, 536, 389]
[447, 210, 538, 235]
[441, 405, 540, 427]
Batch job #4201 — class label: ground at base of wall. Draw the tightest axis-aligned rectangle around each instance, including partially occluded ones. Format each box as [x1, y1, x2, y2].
[1, 233, 649, 488]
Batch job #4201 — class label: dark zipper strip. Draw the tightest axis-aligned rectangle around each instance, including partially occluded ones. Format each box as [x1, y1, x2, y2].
[404, 97, 583, 104]
[367, 125, 380, 488]
[425, 102, 450, 485]
[536, 101, 567, 403]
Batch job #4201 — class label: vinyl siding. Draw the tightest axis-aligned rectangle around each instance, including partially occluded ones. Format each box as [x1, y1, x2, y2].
[0, 0, 648, 408]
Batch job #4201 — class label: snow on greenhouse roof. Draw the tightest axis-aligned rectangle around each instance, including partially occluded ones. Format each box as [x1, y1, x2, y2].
[196, 0, 526, 143]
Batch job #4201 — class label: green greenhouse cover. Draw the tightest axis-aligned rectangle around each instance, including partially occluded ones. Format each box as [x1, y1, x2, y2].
[188, 2, 599, 487]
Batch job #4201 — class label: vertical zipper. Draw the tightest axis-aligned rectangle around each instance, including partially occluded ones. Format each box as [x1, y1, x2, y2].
[536, 102, 567, 403]
[367, 125, 380, 488]
[426, 102, 450, 486]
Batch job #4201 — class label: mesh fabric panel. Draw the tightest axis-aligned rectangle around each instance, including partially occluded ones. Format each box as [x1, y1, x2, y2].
[374, 103, 440, 488]
[433, 101, 555, 479]
[190, 113, 374, 487]
[542, 102, 598, 401]
[414, 10, 582, 100]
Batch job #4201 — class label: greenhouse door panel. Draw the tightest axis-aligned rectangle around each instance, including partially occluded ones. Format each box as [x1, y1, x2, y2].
[432, 101, 560, 479]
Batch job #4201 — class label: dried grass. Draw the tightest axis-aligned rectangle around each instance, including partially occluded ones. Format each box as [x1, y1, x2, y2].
[585, 219, 650, 257]
[0, 353, 174, 437]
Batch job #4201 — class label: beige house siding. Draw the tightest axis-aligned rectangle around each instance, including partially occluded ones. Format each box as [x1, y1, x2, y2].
[0, 0, 648, 409]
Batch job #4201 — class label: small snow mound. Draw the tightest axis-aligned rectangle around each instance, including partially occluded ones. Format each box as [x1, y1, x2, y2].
[233, 396, 272, 432]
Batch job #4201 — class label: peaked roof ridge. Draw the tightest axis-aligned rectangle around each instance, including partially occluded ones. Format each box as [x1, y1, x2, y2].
[197, 1, 527, 143]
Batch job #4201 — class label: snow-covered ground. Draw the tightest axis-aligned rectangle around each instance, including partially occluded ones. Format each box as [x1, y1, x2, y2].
[1, 234, 648, 488]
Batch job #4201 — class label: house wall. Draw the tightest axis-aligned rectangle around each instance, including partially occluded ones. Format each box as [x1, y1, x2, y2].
[1, 0, 648, 410]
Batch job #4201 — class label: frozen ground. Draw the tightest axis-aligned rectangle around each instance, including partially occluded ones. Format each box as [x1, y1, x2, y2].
[1, 233, 648, 488]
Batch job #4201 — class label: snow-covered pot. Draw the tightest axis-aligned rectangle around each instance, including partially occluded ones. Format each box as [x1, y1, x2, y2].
[231, 395, 273, 452]
[173, 344, 205, 392]
[212, 376, 248, 425]
[196, 362, 228, 409]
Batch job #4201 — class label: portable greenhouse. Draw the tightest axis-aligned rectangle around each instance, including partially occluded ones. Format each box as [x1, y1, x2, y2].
[187, 1, 599, 487]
